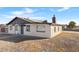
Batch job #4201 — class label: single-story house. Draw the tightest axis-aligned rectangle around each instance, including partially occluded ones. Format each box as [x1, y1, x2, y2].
[7, 15, 62, 38]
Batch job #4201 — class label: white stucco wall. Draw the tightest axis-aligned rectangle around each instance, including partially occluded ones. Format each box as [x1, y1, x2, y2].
[8, 25, 21, 34]
[24, 24, 51, 38]
[8, 24, 62, 38]
[50, 26, 62, 38]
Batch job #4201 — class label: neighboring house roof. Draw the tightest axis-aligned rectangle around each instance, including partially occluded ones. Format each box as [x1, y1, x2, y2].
[0, 24, 6, 28]
[7, 17, 62, 26]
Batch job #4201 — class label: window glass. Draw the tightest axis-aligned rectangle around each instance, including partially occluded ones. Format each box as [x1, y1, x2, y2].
[10, 26, 12, 30]
[36, 25, 45, 32]
[54, 27, 56, 32]
[15, 25, 18, 31]
[26, 25, 30, 31]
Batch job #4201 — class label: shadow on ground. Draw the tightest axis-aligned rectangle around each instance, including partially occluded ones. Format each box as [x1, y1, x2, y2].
[0, 34, 47, 43]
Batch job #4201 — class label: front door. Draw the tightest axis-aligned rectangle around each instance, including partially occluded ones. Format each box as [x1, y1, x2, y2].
[21, 25, 24, 34]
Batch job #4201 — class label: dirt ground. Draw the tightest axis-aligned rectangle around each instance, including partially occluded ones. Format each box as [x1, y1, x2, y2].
[0, 32, 79, 52]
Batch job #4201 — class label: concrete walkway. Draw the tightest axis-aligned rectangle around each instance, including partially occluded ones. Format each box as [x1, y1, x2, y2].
[0, 32, 46, 43]
[63, 31, 79, 33]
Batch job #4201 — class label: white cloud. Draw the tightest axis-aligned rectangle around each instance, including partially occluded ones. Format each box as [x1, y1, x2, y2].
[0, 15, 15, 24]
[29, 16, 46, 20]
[0, 14, 47, 24]
[25, 8, 33, 13]
[57, 7, 70, 12]
[12, 11, 24, 15]
[11, 8, 34, 16]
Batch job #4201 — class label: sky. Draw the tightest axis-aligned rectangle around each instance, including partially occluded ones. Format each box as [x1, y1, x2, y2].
[0, 7, 79, 25]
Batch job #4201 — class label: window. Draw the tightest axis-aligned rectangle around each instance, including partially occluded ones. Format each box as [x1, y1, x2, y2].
[58, 27, 59, 31]
[36, 25, 45, 32]
[26, 25, 30, 31]
[54, 27, 56, 32]
[15, 25, 18, 31]
[10, 26, 12, 30]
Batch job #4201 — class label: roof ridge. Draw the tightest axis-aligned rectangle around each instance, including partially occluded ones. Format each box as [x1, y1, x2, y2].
[16, 16, 47, 23]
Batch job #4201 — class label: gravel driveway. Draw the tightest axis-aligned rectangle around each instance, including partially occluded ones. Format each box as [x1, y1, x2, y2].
[0, 32, 79, 52]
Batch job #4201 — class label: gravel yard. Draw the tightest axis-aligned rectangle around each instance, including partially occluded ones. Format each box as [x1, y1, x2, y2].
[0, 32, 79, 52]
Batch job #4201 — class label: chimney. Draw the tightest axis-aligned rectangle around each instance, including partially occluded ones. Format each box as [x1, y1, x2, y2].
[52, 15, 56, 24]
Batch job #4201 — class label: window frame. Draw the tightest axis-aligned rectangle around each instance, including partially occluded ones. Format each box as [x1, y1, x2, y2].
[54, 26, 56, 33]
[26, 25, 30, 32]
[10, 25, 12, 30]
[36, 25, 45, 32]
[15, 25, 19, 31]
[58, 26, 60, 32]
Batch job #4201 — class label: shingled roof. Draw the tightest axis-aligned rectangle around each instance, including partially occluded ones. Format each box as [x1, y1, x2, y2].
[7, 17, 49, 25]
[7, 17, 62, 26]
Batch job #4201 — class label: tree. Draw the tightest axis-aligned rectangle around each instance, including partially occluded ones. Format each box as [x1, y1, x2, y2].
[68, 21, 76, 28]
